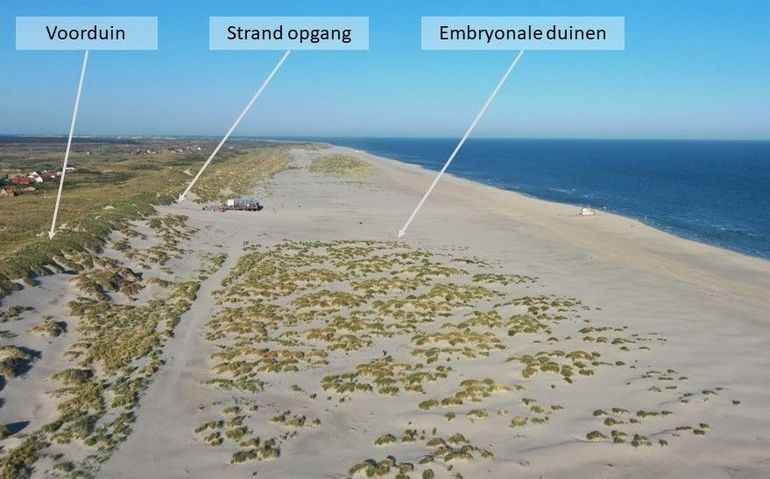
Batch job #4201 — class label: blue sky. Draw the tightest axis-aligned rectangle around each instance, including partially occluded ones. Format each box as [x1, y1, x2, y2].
[1, 0, 769, 139]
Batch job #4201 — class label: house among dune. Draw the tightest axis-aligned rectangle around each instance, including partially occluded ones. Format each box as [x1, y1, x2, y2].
[28, 171, 44, 183]
[10, 175, 33, 186]
[40, 170, 59, 181]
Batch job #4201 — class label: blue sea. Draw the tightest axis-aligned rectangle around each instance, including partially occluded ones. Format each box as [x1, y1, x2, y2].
[303, 138, 770, 259]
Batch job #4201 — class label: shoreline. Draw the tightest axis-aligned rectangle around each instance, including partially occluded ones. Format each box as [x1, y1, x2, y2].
[334, 144, 770, 307]
[327, 141, 770, 262]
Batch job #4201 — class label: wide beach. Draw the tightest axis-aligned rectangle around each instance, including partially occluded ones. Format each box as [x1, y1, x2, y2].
[2, 143, 769, 478]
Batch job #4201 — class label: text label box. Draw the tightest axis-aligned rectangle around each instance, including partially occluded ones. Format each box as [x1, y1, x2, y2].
[210, 17, 369, 51]
[422, 17, 625, 51]
[16, 16, 158, 50]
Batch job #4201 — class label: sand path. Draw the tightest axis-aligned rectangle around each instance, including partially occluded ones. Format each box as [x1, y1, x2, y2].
[99, 237, 243, 478]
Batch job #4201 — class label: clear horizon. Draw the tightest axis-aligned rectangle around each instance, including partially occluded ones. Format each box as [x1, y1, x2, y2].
[3, 134, 770, 143]
[2, 0, 770, 140]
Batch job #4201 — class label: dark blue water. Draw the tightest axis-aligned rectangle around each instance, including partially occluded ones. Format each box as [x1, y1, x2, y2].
[306, 138, 770, 259]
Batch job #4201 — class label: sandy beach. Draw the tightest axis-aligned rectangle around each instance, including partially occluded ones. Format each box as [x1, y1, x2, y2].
[2, 144, 769, 478]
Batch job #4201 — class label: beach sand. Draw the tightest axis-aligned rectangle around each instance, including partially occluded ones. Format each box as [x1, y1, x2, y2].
[3, 144, 769, 478]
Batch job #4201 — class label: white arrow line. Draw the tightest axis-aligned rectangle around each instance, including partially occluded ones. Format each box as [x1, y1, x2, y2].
[397, 50, 525, 238]
[50, 49, 89, 240]
[178, 49, 291, 203]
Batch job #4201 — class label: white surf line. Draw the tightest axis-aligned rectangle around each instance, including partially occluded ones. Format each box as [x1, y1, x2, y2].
[178, 49, 291, 202]
[49, 49, 89, 239]
[397, 50, 525, 238]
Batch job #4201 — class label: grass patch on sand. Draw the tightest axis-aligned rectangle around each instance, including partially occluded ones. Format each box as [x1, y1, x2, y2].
[352, 428, 493, 478]
[191, 148, 290, 203]
[194, 402, 322, 465]
[29, 318, 67, 337]
[309, 155, 374, 176]
[195, 238, 729, 476]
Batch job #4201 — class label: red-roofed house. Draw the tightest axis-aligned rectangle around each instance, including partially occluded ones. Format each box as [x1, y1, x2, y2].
[10, 175, 33, 186]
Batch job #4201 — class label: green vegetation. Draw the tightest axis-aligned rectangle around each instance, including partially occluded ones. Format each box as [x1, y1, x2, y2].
[351, 429, 493, 477]
[0, 141, 291, 298]
[507, 349, 605, 382]
[29, 318, 67, 337]
[202, 241, 605, 472]
[510, 416, 528, 427]
[192, 148, 290, 202]
[0, 213, 216, 477]
[472, 273, 537, 286]
[0, 305, 32, 322]
[582, 404, 714, 449]
[309, 154, 374, 176]
[194, 403, 288, 464]
[0, 345, 36, 378]
[0, 142, 296, 475]
[193, 237, 732, 475]
[71, 258, 143, 299]
[374, 434, 397, 446]
[586, 431, 607, 441]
